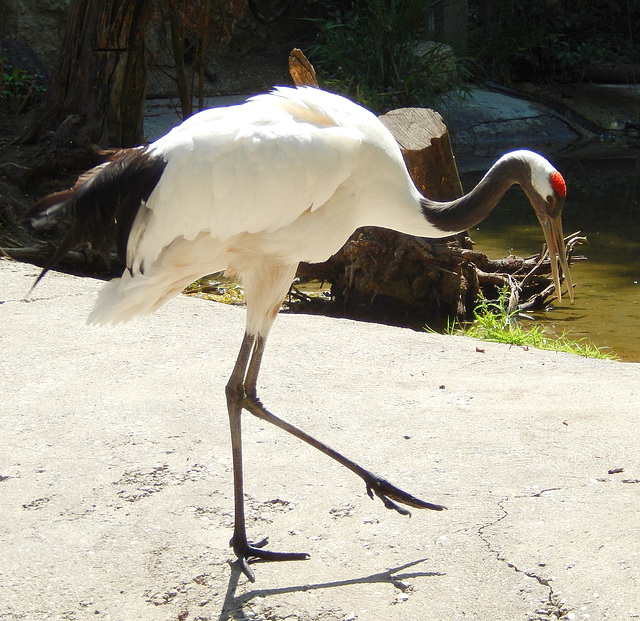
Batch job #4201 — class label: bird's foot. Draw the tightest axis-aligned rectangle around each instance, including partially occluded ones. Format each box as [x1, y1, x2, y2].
[230, 535, 310, 583]
[364, 473, 446, 515]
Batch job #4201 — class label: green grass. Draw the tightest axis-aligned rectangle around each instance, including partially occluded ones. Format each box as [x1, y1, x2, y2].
[431, 288, 617, 360]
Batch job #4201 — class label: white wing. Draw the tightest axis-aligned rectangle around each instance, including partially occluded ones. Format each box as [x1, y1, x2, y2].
[127, 91, 362, 273]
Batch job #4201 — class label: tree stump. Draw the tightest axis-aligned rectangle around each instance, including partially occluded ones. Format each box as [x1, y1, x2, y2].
[378, 107, 462, 202]
[379, 105, 472, 250]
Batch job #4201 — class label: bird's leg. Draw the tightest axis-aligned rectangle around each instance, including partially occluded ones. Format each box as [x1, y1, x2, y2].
[226, 331, 254, 568]
[243, 335, 446, 516]
[227, 326, 444, 582]
[225, 331, 309, 583]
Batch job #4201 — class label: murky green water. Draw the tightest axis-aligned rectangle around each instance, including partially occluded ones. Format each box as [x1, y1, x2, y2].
[459, 148, 640, 362]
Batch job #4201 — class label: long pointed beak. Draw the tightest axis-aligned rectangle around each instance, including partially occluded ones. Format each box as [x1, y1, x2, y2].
[539, 215, 574, 303]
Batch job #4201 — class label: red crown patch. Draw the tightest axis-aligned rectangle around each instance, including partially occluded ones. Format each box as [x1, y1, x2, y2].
[550, 171, 567, 197]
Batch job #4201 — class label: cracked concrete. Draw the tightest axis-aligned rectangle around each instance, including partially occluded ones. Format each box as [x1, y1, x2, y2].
[2, 259, 640, 620]
[477, 500, 569, 620]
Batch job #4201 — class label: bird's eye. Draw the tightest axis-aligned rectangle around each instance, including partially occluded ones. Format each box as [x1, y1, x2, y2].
[546, 195, 554, 204]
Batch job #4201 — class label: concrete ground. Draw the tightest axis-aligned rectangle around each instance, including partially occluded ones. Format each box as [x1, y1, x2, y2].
[2, 259, 639, 621]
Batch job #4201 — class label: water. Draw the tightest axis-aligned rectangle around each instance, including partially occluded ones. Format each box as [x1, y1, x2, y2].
[459, 146, 640, 362]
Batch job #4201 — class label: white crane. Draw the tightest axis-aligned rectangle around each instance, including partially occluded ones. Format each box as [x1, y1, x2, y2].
[27, 86, 573, 582]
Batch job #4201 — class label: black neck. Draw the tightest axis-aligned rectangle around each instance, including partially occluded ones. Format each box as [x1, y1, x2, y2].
[420, 156, 530, 234]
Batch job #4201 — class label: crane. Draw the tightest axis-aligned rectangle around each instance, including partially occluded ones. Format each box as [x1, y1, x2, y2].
[26, 86, 574, 582]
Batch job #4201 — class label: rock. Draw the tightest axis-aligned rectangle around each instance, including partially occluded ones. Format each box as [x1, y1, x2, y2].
[414, 41, 459, 92]
[437, 87, 581, 169]
[1, 0, 68, 71]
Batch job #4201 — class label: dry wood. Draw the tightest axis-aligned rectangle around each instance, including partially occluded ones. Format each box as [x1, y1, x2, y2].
[288, 48, 319, 88]
[1, 245, 116, 272]
[379, 107, 463, 201]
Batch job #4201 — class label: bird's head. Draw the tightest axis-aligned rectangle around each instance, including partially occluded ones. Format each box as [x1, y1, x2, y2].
[514, 151, 574, 303]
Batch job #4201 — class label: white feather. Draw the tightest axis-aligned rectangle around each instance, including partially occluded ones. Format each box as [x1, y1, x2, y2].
[132, 89, 366, 274]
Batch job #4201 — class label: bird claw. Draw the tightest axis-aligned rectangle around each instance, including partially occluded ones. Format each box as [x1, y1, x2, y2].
[366, 483, 410, 515]
[231, 536, 310, 583]
[365, 474, 446, 514]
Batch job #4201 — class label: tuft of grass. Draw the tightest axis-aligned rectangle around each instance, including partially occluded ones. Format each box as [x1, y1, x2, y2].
[431, 288, 617, 360]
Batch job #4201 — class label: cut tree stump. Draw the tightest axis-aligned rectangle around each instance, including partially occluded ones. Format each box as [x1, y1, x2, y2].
[378, 107, 463, 202]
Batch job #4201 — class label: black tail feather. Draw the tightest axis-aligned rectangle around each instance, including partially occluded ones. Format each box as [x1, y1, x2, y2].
[25, 147, 167, 283]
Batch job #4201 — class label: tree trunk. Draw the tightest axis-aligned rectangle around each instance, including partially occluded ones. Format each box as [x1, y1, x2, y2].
[42, 0, 153, 148]
[167, 0, 193, 119]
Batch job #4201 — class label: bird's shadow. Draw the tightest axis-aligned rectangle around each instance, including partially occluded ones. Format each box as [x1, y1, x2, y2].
[218, 557, 445, 620]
